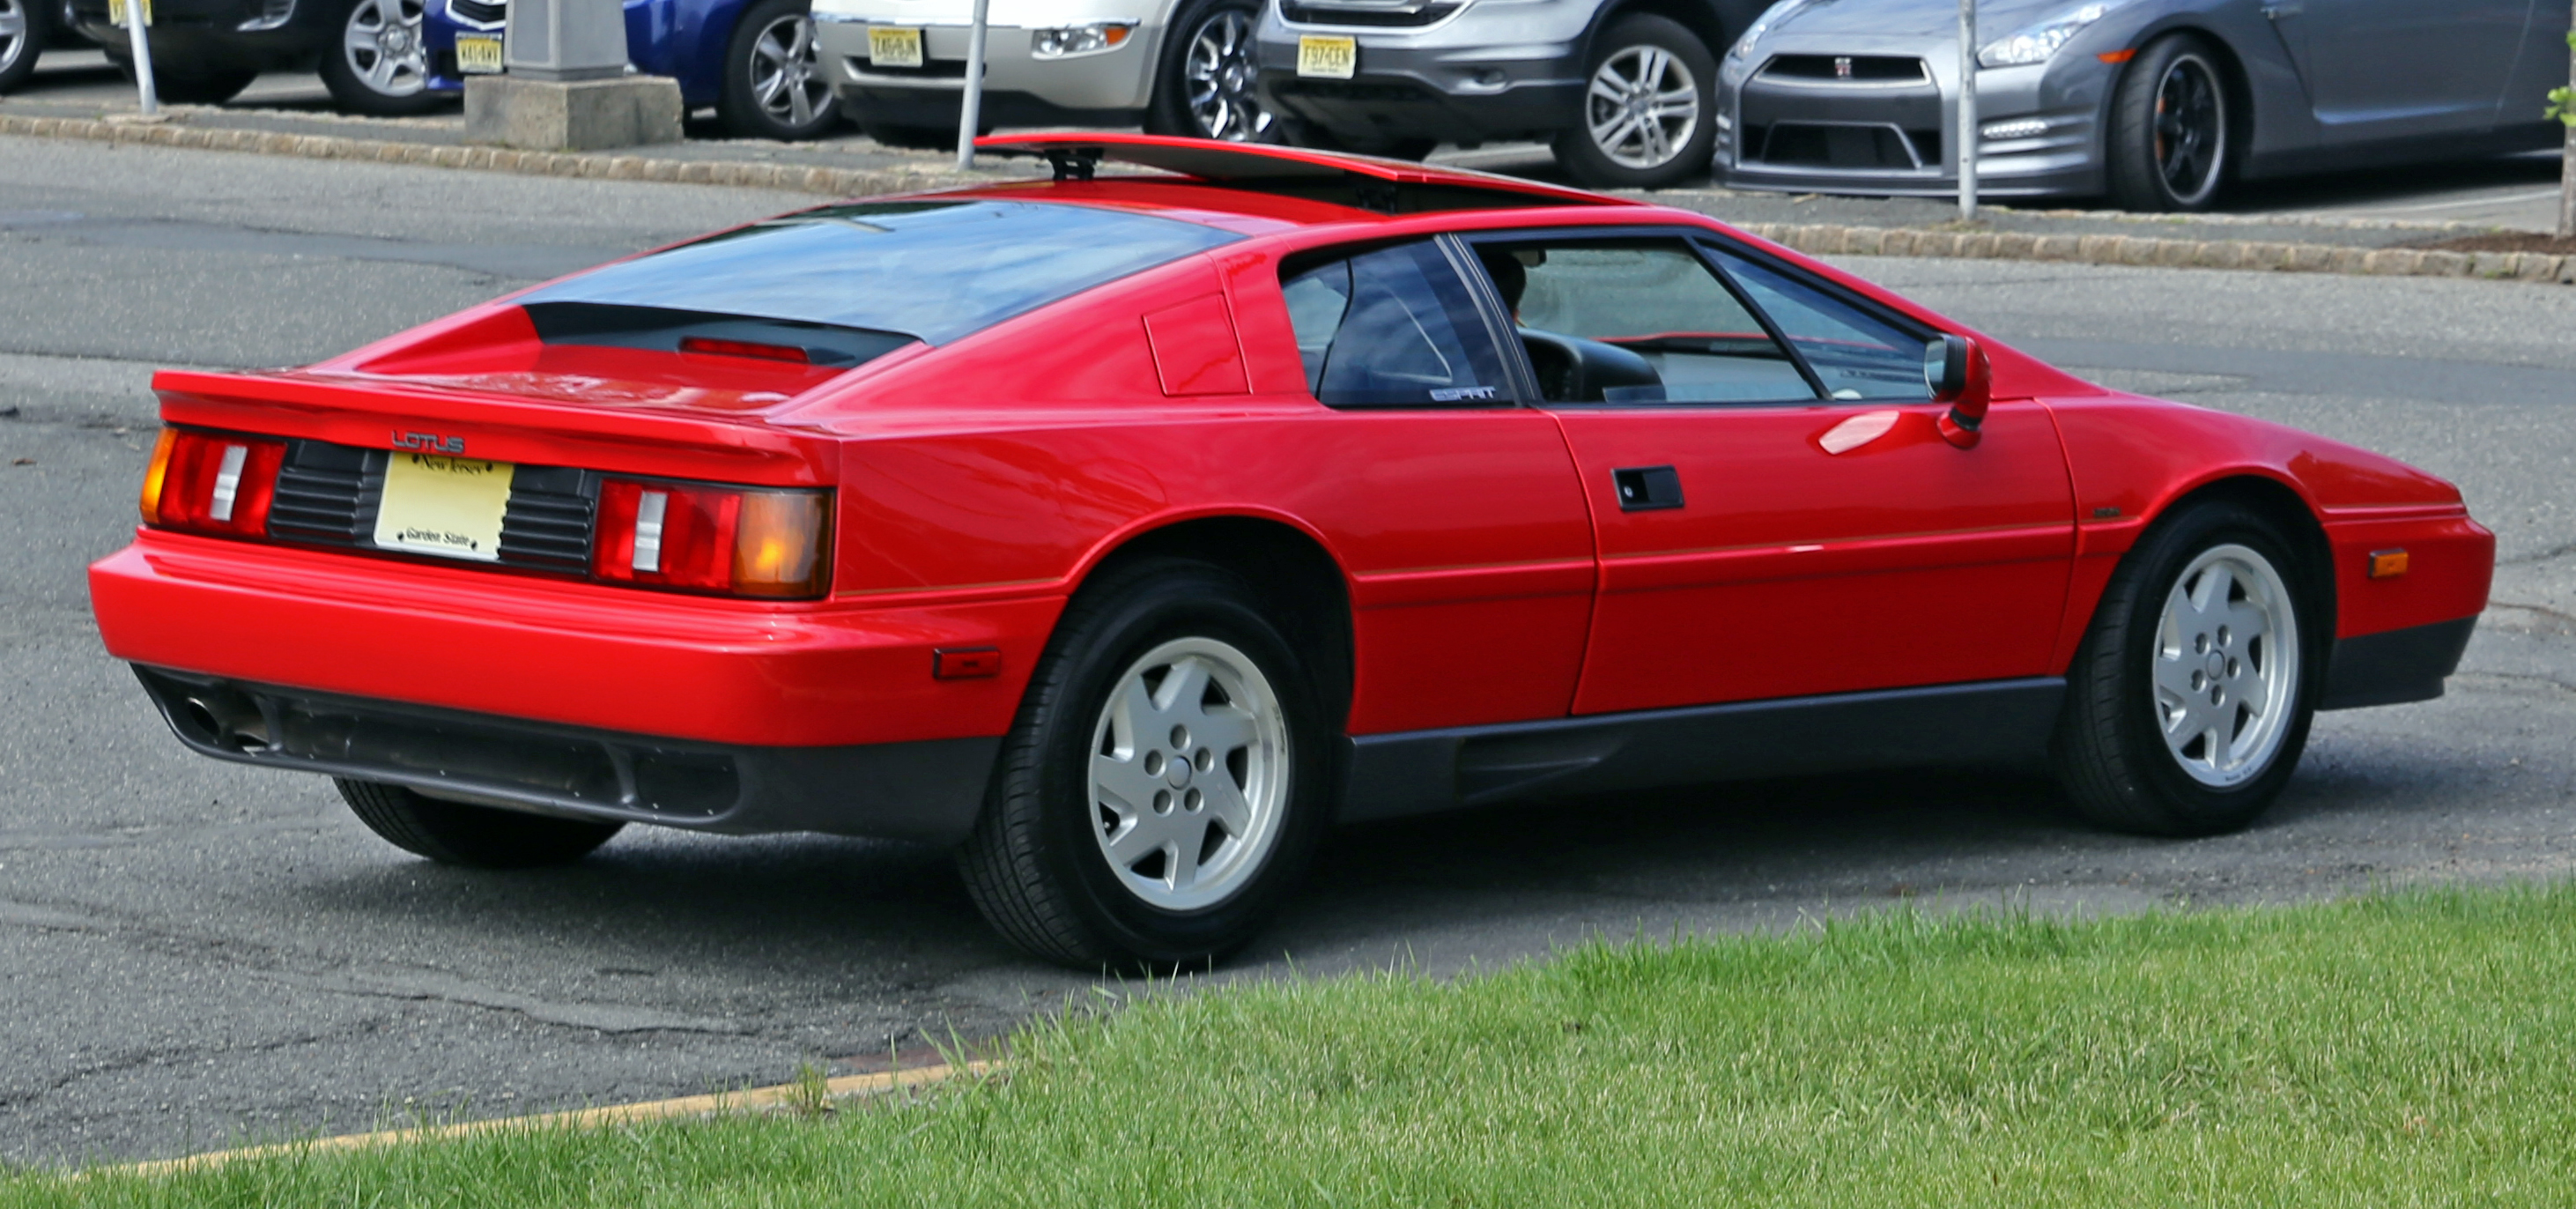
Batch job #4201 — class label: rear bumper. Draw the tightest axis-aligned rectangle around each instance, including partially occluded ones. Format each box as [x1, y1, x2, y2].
[89, 530, 1056, 749]
[136, 666, 997, 842]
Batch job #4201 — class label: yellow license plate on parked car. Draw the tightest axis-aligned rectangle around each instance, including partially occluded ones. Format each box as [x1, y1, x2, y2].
[869, 26, 925, 68]
[455, 34, 503, 74]
[1296, 34, 1356, 78]
[107, 0, 150, 26]
[374, 453, 514, 562]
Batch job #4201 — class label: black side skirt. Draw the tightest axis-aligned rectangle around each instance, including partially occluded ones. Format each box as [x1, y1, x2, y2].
[2321, 616, 2477, 711]
[1341, 678, 2068, 824]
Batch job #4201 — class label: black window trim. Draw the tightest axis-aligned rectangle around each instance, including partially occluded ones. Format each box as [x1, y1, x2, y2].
[1448, 223, 1947, 412]
[1277, 234, 1534, 412]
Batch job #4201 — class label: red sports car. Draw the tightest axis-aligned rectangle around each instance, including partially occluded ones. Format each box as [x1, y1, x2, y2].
[90, 135, 2492, 968]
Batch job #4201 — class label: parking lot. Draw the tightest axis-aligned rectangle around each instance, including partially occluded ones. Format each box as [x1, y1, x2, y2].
[3, 128, 2572, 1164]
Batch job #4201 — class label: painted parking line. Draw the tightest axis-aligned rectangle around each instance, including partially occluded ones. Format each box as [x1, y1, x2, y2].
[112, 1060, 1001, 1178]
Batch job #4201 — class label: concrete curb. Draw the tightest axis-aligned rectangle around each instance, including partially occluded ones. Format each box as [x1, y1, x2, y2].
[103, 1060, 998, 1177]
[1735, 220, 2576, 286]
[7, 112, 2569, 285]
[0, 112, 978, 198]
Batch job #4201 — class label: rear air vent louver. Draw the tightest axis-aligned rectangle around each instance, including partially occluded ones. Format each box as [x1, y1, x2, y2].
[266, 439, 595, 574]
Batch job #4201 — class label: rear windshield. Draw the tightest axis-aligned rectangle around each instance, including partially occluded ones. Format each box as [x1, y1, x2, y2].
[520, 201, 1241, 346]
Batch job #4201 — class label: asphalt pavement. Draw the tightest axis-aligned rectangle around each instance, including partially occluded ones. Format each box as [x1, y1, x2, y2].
[4, 134, 2574, 1168]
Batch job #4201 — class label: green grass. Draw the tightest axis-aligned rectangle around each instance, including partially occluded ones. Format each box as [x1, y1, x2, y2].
[20, 886, 2576, 1207]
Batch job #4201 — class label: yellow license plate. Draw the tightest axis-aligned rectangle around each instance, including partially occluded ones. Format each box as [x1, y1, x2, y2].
[869, 26, 925, 68]
[1297, 35, 1356, 79]
[455, 34, 504, 75]
[107, 0, 151, 26]
[374, 453, 514, 563]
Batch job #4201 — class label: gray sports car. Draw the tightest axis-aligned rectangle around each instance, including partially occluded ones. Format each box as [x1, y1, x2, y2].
[1716, 0, 2573, 210]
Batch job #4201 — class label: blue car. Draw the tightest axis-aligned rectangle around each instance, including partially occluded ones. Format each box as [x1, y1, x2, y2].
[426, 0, 837, 138]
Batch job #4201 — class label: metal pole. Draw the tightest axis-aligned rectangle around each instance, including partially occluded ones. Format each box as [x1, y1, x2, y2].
[2559, 0, 2574, 240]
[954, 0, 991, 171]
[122, 0, 159, 117]
[1958, 0, 1977, 220]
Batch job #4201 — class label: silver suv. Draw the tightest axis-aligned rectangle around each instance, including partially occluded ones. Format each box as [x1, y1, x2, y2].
[1253, 0, 1774, 188]
[814, 0, 1275, 145]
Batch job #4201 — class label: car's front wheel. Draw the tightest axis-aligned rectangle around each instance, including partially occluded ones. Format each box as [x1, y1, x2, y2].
[1551, 13, 1716, 189]
[2105, 33, 2232, 211]
[337, 779, 624, 868]
[0, 0, 49, 95]
[321, 0, 444, 116]
[1144, 0, 1269, 142]
[958, 558, 1334, 970]
[722, 0, 839, 141]
[2054, 501, 2322, 835]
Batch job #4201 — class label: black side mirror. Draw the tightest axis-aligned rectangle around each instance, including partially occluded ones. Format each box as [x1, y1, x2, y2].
[1927, 334, 1993, 449]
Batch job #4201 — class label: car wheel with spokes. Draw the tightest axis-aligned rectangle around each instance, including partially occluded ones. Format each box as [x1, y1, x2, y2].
[2106, 33, 2232, 211]
[722, 0, 839, 141]
[1146, 0, 1269, 142]
[1551, 13, 1716, 189]
[321, 0, 444, 116]
[0, 0, 50, 95]
[2054, 501, 2323, 836]
[958, 557, 1334, 971]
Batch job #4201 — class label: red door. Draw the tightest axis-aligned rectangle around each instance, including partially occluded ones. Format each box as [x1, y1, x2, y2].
[1455, 231, 2074, 715]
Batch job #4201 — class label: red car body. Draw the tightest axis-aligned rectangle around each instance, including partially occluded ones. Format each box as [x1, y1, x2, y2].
[90, 136, 2491, 875]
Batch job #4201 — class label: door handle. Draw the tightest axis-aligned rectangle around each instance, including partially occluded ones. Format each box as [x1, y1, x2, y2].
[1612, 465, 1684, 512]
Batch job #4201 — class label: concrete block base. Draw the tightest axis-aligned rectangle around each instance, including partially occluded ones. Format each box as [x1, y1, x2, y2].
[464, 76, 683, 152]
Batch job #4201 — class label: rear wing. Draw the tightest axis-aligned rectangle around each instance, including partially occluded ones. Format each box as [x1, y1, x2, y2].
[973, 132, 1636, 214]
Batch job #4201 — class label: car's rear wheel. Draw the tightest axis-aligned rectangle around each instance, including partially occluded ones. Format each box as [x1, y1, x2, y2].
[0, 0, 49, 95]
[337, 778, 623, 868]
[2054, 501, 2321, 835]
[722, 0, 838, 141]
[2106, 33, 2232, 211]
[321, 0, 444, 116]
[1551, 13, 1715, 189]
[957, 557, 1333, 971]
[1145, 0, 1269, 142]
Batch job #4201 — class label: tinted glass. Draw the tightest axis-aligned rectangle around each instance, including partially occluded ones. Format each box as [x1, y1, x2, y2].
[1281, 241, 1514, 407]
[1474, 240, 1815, 404]
[522, 201, 1241, 345]
[1705, 245, 1936, 401]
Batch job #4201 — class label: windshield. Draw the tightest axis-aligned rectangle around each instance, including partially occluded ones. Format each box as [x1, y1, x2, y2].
[521, 201, 1242, 345]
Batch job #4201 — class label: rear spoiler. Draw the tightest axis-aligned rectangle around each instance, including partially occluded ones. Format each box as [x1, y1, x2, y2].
[973, 132, 1632, 212]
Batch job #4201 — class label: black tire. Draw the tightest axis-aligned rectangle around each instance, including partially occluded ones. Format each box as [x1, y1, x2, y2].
[119, 60, 261, 106]
[1550, 13, 1717, 189]
[319, 0, 444, 115]
[2105, 33, 2232, 212]
[721, 0, 839, 141]
[337, 778, 623, 868]
[1144, 0, 1268, 142]
[957, 557, 1336, 971]
[0, 0, 48, 95]
[2052, 501, 2325, 836]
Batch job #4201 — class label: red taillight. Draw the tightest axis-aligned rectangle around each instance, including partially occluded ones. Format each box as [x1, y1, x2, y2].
[593, 478, 831, 599]
[140, 427, 287, 538]
[678, 336, 811, 364]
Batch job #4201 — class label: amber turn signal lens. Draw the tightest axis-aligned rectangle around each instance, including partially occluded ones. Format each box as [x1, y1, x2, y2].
[138, 428, 178, 525]
[2368, 549, 2409, 580]
[732, 491, 831, 598]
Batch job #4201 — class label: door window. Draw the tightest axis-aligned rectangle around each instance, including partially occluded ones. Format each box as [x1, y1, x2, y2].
[1279, 241, 1514, 407]
[1702, 245, 1936, 401]
[1467, 239, 1816, 405]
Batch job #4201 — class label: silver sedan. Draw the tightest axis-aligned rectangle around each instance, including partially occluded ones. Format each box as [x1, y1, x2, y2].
[1716, 0, 2572, 210]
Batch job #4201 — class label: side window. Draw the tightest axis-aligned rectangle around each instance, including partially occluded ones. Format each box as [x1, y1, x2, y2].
[1467, 239, 1816, 405]
[1704, 244, 1936, 401]
[1278, 241, 1514, 407]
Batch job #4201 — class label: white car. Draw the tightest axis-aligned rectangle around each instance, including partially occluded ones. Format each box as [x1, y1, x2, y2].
[812, 0, 1272, 145]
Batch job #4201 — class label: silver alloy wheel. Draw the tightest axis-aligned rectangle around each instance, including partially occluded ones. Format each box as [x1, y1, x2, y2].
[2154, 53, 2226, 206]
[2152, 543, 2299, 787]
[1585, 42, 1700, 170]
[749, 12, 830, 129]
[344, 0, 430, 99]
[0, 0, 28, 77]
[1088, 635, 1289, 912]
[1181, 8, 1269, 142]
